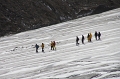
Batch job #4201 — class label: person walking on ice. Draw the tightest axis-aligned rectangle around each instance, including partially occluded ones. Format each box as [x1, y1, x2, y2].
[89, 33, 92, 42]
[51, 41, 54, 50]
[53, 41, 56, 50]
[87, 33, 90, 42]
[94, 31, 98, 40]
[41, 43, 44, 52]
[87, 33, 92, 42]
[35, 44, 39, 53]
[82, 35, 85, 44]
[76, 36, 79, 46]
[98, 32, 101, 40]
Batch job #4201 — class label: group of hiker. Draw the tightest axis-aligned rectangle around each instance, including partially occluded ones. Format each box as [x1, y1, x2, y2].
[35, 41, 56, 53]
[35, 31, 101, 53]
[76, 31, 101, 46]
[95, 31, 101, 40]
[50, 41, 56, 50]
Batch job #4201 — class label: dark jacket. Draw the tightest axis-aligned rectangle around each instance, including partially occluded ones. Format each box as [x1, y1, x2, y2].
[76, 36, 79, 42]
[35, 44, 39, 49]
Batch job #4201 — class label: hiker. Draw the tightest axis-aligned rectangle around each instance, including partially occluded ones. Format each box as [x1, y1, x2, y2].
[35, 44, 39, 53]
[89, 33, 92, 42]
[82, 35, 85, 44]
[76, 36, 79, 46]
[87, 33, 90, 42]
[98, 32, 101, 40]
[94, 31, 98, 40]
[53, 41, 56, 50]
[41, 43, 44, 52]
[51, 41, 53, 50]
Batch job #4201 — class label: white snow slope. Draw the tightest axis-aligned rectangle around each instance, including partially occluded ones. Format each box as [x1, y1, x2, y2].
[0, 8, 120, 79]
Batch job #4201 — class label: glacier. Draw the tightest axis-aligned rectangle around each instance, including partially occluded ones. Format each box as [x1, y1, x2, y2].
[0, 8, 120, 79]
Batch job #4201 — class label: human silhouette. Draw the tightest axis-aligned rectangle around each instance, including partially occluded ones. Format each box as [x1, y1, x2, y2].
[98, 32, 101, 40]
[82, 35, 85, 44]
[95, 31, 98, 40]
[41, 43, 44, 52]
[35, 44, 39, 53]
[76, 36, 79, 45]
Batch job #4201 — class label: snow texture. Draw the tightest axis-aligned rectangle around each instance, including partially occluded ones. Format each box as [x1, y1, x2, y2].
[0, 8, 120, 79]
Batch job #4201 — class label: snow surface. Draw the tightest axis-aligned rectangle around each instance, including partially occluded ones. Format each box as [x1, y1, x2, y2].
[0, 8, 120, 79]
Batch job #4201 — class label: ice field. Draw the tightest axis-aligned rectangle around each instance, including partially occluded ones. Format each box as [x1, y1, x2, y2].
[0, 8, 120, 79]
